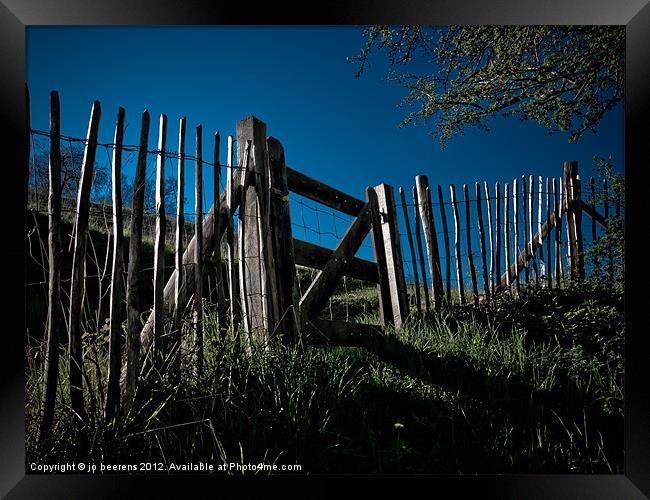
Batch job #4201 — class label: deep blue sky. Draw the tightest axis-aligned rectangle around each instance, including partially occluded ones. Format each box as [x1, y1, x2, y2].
[27, 26, 624, 284]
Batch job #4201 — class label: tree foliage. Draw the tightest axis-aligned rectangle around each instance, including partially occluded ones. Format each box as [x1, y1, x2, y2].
[350, 26, 624, 148]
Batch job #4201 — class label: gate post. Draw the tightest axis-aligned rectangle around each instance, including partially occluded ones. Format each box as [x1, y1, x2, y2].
[267, 136, 298, 341]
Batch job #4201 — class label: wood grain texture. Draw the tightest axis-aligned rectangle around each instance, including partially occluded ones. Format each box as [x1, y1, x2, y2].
[286, 166, 364, 217]
[495, 182, 502, 293]
[238, 143, 251, 336]
[374, 183, 409, 328]
[415, 176, 443, 309]
[68, 100, 101, 434]
[267, 137, 298, 340]
[299, 202, 372, 324]
[225, 135, 240, 336]
[105, 106, 125, 422]
[25, 84, 31, 202]
[437, 185, 452, 302]
[400, 187, 421, 314]
[546, 177, 552, 288]
[476, 183, 490, 300]
[603, 178, 613, 280]
[152, 114, 168, 355]
[194, 124, 204, 376]
[450, 184, 465, 304]
[412, 187, 431, 312]
[498, 205, 562, 289]
[581, 200, 608, 229]
[504, 183, 510, 288]
[484, 181, 494, 294]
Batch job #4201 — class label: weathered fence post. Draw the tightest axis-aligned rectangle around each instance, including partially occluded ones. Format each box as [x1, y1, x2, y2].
[25, 84, 31, 204]
[123, 109, 149, 408]
[504, 183, 511, 289]
[173, 117, 186, 374]
[560, 177, 571, 279]
[367, 188, 393, 324]
[531, 175, 550, 283]
[464, 184, 479, 305]
[521, 176, 530, 284]
[513, 178, 520, 290]
[105, 106, 125, 423]
[415, 176, 444, 309]
[495, 182, 502, 293]
[68, 100, 101, 441]
[576, 173, 585, 279]
[588, 176, 599, 279]
[437, 185, 452, 302]
[564, 163, 575, 280]
[603, 178, 614, 281]
[267, 136, 298, 340]
[564, 161, 584, 280]
[590, 177, 597, 243]
[449, 184, 465, 304]
[226, 135, 240, 336]
[614, 188, 621, 277]
[399, 187, 421, 315]
[476, 183, 490, 301]
[553, 178, 561, 286]
[152, 114, 168, 356]
[237, 117, 273, 344]
[528, 175, 538, 283]
[213, 132, 228, 329]
[38, 90, 62, 448]
[412, 187, 431, 312]
[195, 125, 204, 376]
[299, 202, 373, 325]
[484, 182, 494, 294]
[261, 144, 281, 339]
[373, 183, 409, 328]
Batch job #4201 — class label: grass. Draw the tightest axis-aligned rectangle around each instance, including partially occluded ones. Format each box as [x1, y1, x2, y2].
[25, 277, 624, 474]
[25, 194, 624, 473]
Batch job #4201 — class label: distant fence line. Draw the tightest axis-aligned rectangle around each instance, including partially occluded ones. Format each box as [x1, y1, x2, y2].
[27, 88, 621, 454]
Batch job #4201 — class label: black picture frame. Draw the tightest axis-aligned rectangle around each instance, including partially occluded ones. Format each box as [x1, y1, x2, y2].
[1, 1, 648, 498]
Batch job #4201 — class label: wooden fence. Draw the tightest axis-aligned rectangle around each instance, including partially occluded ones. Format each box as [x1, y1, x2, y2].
[400, 165, 609, 312]
[28, 90, 619, 450]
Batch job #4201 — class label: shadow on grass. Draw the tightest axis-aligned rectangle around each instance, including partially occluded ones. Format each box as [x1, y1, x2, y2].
[340, 328, 623, 473]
